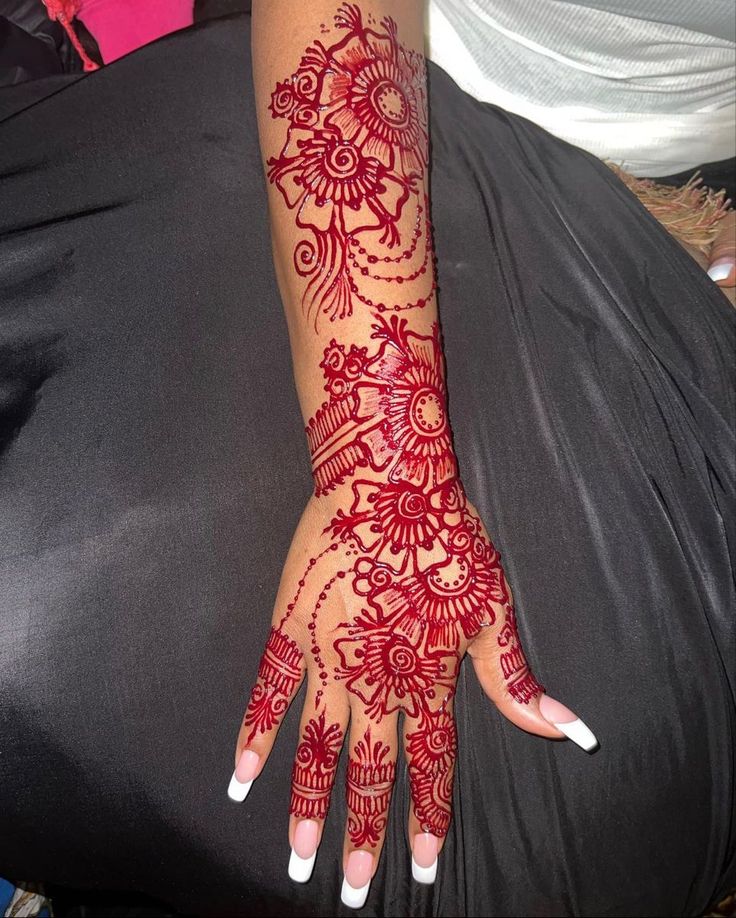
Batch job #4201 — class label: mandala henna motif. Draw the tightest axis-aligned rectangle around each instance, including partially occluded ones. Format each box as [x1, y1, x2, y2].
[267, 4, 434, 324]
[243, 627, 304, 742]
[290, 710, 344, 820]
[346, 729, 396, 847]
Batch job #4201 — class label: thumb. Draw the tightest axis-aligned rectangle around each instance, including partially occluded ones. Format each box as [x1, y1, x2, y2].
[707, 208, 736, 287]
[468, 604, 599, 753]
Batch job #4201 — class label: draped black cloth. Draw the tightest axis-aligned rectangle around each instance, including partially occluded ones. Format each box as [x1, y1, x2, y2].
[1, 14, 734, 918]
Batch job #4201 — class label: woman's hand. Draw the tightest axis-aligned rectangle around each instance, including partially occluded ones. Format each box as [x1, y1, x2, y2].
[230, 479, 596, 906]
[244, 4, 597, 907]
[227, 314, 596, 909]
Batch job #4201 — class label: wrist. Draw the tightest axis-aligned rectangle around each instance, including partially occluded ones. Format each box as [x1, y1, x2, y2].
[305, 315, 457, 497]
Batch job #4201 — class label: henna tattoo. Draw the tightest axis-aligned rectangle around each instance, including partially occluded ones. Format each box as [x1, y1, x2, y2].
[252, 5, 542, 850]
[346, 729, 396, 847]
[497, 604, 544, 704]
[405, 708, 457, 837]
[267, 4, 434, 325]
[290, 710, 344, 820]
[243, 627, 303, 742]
[307, 316, 456, 495]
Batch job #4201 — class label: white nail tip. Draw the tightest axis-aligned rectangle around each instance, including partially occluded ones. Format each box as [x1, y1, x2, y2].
[412, 856, 437, 884]
[227, 771, 252, 802]
[341, 877, 370, 909]
[555, 718, 599, 752]
[288, 848, 316, 883]
[708, 262, 733, 281]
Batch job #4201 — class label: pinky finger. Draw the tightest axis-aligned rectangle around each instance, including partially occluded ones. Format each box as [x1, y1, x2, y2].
[229, 625, 305, 802]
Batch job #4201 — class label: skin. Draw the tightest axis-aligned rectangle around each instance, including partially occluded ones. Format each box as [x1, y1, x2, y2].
[706, 210, 736, 308]
[236, 0, 728, 895]
[241, 0, 562, 886]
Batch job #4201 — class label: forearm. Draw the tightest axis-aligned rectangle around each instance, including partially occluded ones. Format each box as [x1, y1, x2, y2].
[251, 0, 448, 489]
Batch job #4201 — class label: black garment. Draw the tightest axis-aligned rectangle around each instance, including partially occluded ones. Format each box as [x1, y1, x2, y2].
[0, 14, 734, 918]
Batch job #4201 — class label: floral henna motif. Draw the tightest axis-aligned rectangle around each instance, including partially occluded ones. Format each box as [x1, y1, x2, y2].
[405, 708, 457, 837]
[306, 316, 456, 495]
[244, 627, 303, 742]
[346, 729, 396, 847]
[267, 4, 434, 324]
[257, 5, 543, 848]
[290, 710, 344, 820]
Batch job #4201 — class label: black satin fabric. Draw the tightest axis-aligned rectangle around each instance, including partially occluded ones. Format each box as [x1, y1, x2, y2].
[1, 14, 734, 918]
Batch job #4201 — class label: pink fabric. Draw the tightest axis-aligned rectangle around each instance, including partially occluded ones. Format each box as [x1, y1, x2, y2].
[76, 0, 194, 64]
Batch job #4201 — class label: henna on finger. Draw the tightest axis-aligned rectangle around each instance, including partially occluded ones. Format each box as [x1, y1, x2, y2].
[346, 728, 396, 848]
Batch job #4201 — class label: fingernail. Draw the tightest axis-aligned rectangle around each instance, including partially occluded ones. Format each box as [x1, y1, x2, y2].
[707, 259, 735, 282]
[412, 832, 438, 884]
[288, 819, 319, 883]
[341, 850, 373, 909]
[227, 749, 259, 802]
[538, 694, 598, 752]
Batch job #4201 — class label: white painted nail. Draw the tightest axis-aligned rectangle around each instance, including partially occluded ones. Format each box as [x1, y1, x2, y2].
[288, 848, 316, 883]
[341, 877, 371, 909]
[412, 855, 437, 884]
[227, 771, 253, 802]
[708, 261, 734, 282]
[553, 718, 599, 752]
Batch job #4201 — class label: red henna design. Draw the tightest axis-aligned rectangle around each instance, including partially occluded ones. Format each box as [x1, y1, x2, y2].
[243, 627, 303, 742]
[335, 601, 456, 719]
[290, 710, 344, 820]
[346, 729, 396, 847]
[306, 317, 456, 495]
[266, 4, 433, 324]
[406, 708, 457, 837]
[498, 604, 544, 704]
[262, 9, 540, 849]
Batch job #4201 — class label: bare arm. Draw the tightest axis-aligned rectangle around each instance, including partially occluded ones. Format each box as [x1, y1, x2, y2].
[232, 3, 597, 908]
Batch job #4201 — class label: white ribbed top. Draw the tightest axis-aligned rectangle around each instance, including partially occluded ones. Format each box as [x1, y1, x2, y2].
[427, 0, 736, 175]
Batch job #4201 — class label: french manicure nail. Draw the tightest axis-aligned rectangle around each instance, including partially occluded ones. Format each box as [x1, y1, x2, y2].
[288, 819, 319, 883]
[227, 749, 259, 802]
[412, 832, 438, 884]
[341, 850, 373, 909]
[707, 259, 734, 282]
[538, 694, 598, 752]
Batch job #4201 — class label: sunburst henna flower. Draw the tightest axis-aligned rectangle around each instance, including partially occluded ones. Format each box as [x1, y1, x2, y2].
[358, 324, 457, 487]
[322, 12, 428, 177]
[267, 131, 407, 236]
[335, 608, 454, 719]
[404, 550, 501, 646]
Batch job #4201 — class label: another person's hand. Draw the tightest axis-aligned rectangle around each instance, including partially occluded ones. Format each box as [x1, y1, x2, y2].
[707, 209, 736, 307]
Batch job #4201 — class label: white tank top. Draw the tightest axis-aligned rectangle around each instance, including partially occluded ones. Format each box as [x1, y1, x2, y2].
[426, 0, 736, 176]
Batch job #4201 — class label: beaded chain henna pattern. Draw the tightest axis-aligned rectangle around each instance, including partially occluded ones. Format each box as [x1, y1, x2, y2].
[245, 3, 543, 844]
[267, 3, 434, 325]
